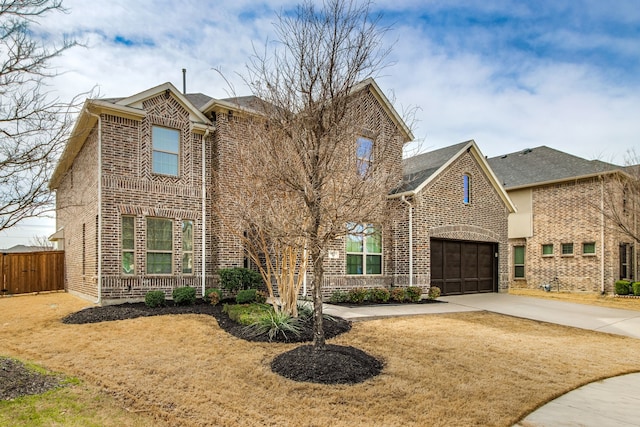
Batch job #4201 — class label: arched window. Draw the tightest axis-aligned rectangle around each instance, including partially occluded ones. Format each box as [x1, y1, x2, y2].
[463, 174, 471, 204]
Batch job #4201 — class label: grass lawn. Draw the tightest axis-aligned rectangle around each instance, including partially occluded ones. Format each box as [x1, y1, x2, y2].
[1, 292, 640, 426]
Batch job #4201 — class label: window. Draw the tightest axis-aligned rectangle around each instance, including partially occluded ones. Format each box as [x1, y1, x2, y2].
[182, 220, 193, 274]
[514, 246, 525, 279]
[542, 244, 553, 256]
[582, 242, 596, 255]
[463, 174, 471, 204]
[146, 217, 173, 274]
[356, 137, 373, 176]
[152, 126, 180, 176]
[561, 243, 574, 255]
[346, 223, 382, 275]
[122, 216, 135, 275]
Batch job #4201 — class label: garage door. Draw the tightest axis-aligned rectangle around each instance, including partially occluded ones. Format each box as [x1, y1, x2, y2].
[430, 239, 497, 296]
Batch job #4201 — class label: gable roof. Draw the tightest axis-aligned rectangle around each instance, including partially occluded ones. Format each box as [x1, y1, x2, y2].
[487, 146, 622, 190]
[393, 140, 516, 212]
[353, 78, 414, 142]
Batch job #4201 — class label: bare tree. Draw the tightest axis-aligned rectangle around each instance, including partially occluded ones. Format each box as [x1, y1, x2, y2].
[237, 0, 407, 350]
[0, 0, 77, 231]
[601, 150, 640, 244]
[28, 234, 53, 249]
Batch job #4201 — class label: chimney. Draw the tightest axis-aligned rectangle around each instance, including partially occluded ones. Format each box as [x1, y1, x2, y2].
[182, 68, 186, 94]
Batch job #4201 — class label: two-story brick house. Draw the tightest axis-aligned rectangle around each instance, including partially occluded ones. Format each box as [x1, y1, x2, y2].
[49, 79, 419, 304]
[487, 146, 638, 293]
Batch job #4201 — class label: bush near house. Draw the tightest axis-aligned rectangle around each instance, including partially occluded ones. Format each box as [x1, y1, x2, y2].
[204, 288, 223, 305]
[172, 286, 196, 305]
[390, 287, 408, 302]
[632, 282, 640, 296]
[218, 268, 263, 293]
[367, 287, 391, 303]
[615, 280, 631, 295]
[144, 290, 166, 308]
[236, 289, 267, 304]
[428, 286, 441, 300]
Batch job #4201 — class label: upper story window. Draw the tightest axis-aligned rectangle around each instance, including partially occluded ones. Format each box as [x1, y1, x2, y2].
[356, 137, 373, 176]
[152, 126, 180, 176]
[463, 174, 471, 204]
[542, 244, 553, 256]
[346, 223, 382, 275]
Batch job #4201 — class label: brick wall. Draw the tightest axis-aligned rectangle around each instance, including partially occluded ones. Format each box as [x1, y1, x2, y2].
[511, 177, 629, 293]
[395, 151, 510, 293]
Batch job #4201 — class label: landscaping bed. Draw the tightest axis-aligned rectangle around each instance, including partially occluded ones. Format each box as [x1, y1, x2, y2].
[0, 357, 65, 401]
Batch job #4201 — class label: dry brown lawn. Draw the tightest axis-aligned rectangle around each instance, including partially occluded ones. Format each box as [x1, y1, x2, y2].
[510, 288, 640, 311]
[2, 292, 640, 427]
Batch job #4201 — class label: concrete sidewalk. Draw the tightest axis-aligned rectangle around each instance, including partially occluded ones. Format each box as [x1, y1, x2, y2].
[323, 293, 640, 427]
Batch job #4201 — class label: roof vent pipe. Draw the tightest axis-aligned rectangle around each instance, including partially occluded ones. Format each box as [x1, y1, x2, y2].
[182, 68, 186, 94]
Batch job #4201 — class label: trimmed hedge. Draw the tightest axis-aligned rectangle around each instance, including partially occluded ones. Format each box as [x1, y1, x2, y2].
[205, 288, 223, 305]
[236, 289, 267, 304]
[218, 268, 263, 293]
[633, 282, 640, 296]
[144, 290, 166, 308]
[172, 286, 196, 305]
[615, 280, 631, 296]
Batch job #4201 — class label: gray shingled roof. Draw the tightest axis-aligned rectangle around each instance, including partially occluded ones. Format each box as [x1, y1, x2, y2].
[487, 146, 621, 189]
[184, 93, 213, 110]
[394, 141, 471, 193]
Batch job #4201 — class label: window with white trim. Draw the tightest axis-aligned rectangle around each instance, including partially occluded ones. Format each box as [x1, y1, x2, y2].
[561, 243, 574, 256]
[356, 137, 373, 176]
[146, 217, 173, 274]
[582, 242, 596, 255]
[346, 223, 382, 275]
[182, 220, 194, 274]
[152, 126, 180, 176]
[514, 246, 525, 279]
[542, 244, 553, 256]
[122, 216, 135, 275]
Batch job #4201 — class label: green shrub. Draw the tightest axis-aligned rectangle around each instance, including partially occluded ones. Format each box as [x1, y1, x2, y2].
[615, 280, 631, 295]
[144, 290, 166, 308]
[347, 287, 368, 304]
[390, 287, 406, 302]
[236, 289, 260, 304]
[223, 303, 271, 325]
[255, 290, 267, 304]
[406, 286, 423, 302]
[633, 282, 640, 296]
[172, 286, 196, 305]
[218, 268, 263, 293]
[427, 286, 441, 300]
[329, 290, 349, 304]
[205, 288, 222, 305]
[367, 287, 390, 303]
[244, 310, 304, 341]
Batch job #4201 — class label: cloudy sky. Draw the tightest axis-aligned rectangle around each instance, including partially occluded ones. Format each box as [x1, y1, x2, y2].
[2, 0, 639, 247]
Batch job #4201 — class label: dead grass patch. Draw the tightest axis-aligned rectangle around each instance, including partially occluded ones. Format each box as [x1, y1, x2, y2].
[509, 288, 640, 311]
[1, 293, 640, 426]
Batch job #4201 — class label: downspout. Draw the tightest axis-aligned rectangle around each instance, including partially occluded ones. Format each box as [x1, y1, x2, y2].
[400, 195, 413, 287]
[201, 127, 210, 298]
[600, 178, 605, 294]
[88, 109, 102, 304]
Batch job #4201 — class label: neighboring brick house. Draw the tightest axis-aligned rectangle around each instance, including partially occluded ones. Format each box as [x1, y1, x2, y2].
[487, 146, 638, 294]
[390, 140, 515, 296]
[49, 79, 414, 304]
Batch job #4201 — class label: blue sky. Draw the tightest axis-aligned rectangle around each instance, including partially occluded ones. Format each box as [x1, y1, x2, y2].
[2, 0, 639, 246]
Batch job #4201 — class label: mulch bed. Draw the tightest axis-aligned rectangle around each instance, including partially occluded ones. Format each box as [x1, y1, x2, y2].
[0, 357, 65, 401]
[61, 299, 382, 384]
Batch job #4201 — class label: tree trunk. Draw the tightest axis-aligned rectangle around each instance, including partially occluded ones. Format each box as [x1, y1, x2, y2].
[311, 248, 326, 350]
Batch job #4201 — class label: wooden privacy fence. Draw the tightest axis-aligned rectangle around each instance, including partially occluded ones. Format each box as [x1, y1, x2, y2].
[1, 251, 65, 295]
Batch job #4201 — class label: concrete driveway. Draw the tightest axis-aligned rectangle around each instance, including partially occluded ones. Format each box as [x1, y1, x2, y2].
[439, 293, 640, 339]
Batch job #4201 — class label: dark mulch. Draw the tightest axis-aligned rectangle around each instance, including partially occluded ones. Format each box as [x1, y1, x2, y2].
[62, 299, 383, 384]
[0, 357, 65, 401]
[330, 298, 447, 308]
[272, 344, 383, 384]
